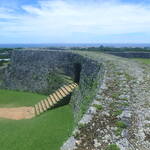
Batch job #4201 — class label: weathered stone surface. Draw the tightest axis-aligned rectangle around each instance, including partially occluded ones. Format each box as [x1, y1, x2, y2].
[0, 50, 103, 122]
[0, 50, 150, 150]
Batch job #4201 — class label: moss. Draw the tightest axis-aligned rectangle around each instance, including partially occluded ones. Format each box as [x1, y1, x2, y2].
[120, 97, 128, 101]
[116, 121, 127, 129]
[116, 72, 123, 76]
[105, 144, 120, 150]
[76, 77, 99, 122]
[122, 102, 129, 107]
[78, 123, 86, 129]
[93, 104, 103, 110]
[114, 128, 123, 136]
[109, 102, 120, 109]
[111, 93, 120, 99]
[112, 110, 123, 117]
[125, 73, 134, 81]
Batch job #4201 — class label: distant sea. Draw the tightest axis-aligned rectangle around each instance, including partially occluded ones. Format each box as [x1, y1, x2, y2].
[0, 43, 150, 48]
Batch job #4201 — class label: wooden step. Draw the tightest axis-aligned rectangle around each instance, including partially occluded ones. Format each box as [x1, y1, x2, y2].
[41, 100, 47, 111]
[47, 97, 53, 107]
[72, 83, 78, 88]
[74, 83, 78, 86]
[38, 102, 44, 113]
[53, 93, 60, 102]
[57, 89, 67, 97]
[60, 87, 69, 95]
[63, 85, 72, 92]
[49, 95, 57, 104]
[68, 84, 75, 90]
[44, 99, 50, 109]
[35, 104, 40, 115]
[55, 91, 63, 99]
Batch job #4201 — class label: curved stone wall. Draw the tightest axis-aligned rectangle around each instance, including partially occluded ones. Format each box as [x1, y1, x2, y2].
[0, 50, 104, 121]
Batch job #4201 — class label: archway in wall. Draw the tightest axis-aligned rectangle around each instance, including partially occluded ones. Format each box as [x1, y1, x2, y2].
[74, 63, 82, 84]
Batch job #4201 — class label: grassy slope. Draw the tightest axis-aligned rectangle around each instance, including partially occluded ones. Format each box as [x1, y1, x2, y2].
[132, 58, 150, 64]
[0, 90, 74, 150]
[0, 105, 74, 150]
[0, 90, 47, 107]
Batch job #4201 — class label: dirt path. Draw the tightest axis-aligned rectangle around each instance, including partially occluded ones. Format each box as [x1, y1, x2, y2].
[0, 107, 35, 120]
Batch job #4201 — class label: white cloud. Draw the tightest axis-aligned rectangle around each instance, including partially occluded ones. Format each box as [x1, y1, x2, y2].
[0, 0, 150, 43]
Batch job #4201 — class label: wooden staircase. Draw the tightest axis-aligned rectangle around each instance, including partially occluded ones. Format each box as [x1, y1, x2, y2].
[34, 83, 78, 116]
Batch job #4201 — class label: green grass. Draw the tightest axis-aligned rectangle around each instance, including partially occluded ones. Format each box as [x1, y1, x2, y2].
[132, 58, 150, 64]
[112, 110, 123, 117]
[114, 128, 123, 136]
[116, 121, 127, 128]
[93, 104, 103, 110]
[0, 89, 47, 107]
[105, 144, 120, 150]
[0, 105, 74, 150]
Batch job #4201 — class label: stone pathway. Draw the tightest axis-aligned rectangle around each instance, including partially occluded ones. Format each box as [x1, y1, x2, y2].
[61, 54, 150, 150]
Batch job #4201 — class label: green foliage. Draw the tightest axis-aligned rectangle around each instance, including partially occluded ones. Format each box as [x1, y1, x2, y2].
[0, 105, 74, 150]
[76, 79, 98, 121]
[120, 97, 128, 101]
[109, 102, 120, 109]
[71, 45, 150, 52]
[114, 128, 123, 136]
[122, 102, 129, 107]
[0, 48, 13, 53]
[116, 121, 127, 129]
[111, 93, 120, 99]
[47, 72, 73, 93]
[105, 144, 120, 150]
[112, 110, 122, 117]
[93, 104, 103, 110]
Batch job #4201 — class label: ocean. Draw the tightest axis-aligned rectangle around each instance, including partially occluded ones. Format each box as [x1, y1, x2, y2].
[0, 43, 150, 48]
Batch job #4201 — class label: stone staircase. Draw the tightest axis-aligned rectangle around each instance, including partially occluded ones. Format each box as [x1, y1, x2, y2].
[34, 83, 78, 116]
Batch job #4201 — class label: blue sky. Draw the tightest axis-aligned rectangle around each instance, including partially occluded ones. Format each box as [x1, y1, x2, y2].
[0, 0, 150, 43]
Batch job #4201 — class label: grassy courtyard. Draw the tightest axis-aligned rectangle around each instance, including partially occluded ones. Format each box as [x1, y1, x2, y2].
[0, 90, 74, 150]
[0, 90, 47, 107]
[132, 58, 150, 64]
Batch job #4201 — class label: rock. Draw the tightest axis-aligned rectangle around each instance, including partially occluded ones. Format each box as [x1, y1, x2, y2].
[87, 106, 97, 114]
[118, 110, 132, 119]
[79, 114, 93, 124]
[94, 139, 101, 147]
[61, 136, 76, 150]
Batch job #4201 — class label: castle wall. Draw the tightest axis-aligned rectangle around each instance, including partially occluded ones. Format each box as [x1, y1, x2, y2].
[0, 50, 104, 121]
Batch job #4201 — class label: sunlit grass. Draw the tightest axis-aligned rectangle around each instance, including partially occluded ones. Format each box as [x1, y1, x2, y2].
[0, 90, 74, 150]
[132, 58, 150, 64]
[0, 89, 47, 107]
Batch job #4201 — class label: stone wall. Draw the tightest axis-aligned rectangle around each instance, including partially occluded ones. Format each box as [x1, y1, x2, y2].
[0, 50, 104, 121]
[0, 67, 5, 88]
[106, 52, 150, 58]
